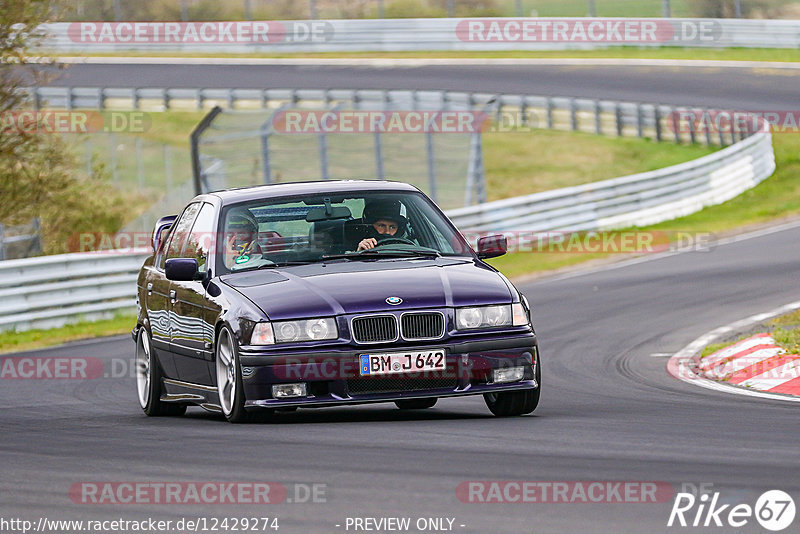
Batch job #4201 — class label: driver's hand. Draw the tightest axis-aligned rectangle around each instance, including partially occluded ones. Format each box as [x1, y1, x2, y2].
[358, 238, 377, 251]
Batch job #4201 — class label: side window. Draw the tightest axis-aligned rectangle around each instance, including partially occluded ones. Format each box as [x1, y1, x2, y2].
[160, 203, 201, 268]
[183, 203, 216, 273]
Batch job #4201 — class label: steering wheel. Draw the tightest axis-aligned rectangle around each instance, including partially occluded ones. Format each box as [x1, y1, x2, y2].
[375, 236, 415, 246]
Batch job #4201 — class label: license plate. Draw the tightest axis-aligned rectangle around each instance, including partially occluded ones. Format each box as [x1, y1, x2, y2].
[359, 350, 446, 376]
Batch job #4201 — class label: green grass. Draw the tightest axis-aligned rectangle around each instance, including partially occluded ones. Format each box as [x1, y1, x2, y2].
[483, 130, 716, 201]
[487, 133, 800, 278]
[0, 314, 137, 354]
[700, 340, 739, 359]
[774, 327, 800, 354]
[699, 311, 800, 361]
[50, 47, 800, 63]
[770, 310, 800, 327]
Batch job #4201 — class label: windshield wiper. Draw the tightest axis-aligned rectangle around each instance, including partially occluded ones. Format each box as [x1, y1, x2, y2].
[322, 249, 441, 260]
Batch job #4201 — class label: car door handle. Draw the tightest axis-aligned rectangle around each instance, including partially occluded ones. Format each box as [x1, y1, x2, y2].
[147, 283, 153, 296]
[169, 290, 176, 303]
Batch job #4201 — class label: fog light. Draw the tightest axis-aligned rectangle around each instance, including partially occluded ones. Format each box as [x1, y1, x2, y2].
[272, 383, 308, 398]
[492, 366, 525, 384]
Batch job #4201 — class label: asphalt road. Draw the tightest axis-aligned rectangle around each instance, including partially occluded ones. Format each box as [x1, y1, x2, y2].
[44, 62, 800, 110]
[2, 61, 799, 533]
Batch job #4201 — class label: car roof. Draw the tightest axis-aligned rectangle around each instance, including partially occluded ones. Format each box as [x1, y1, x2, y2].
[200, 180, 421, 206]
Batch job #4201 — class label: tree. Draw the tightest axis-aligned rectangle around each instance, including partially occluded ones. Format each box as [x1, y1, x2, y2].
[0, 0, 127, 255]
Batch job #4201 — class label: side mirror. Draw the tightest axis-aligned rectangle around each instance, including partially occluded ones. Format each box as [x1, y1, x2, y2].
[152, 215, 177, 253]
[165, 258, 199, 281]
[477, 235, 507, 259]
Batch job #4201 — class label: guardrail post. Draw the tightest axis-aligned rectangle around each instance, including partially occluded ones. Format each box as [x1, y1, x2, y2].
[227, 88, 235, 109]
[98, 87, 106, 110]
[615, 103, 623, 137]
[703, 109, 713, 145]
[688, 115, 697, 144]
[260, 89, 268, 109]
[654, 105, 663, 142]
[319, 130, 330, 180]
[163, 88, 171, 110]
[636, 103, 644, 138]
[133, 88, 141, 110]
[30, 218, 42, 256]
[671, 108, 681, 144]
[594, 100, 602, 135]
[66, 87, 74, 111]
[546, 97, 554, 129]
[261, 131, 272, 184]
[426, 130, 437, 202]
[570, 98, 578, 131]
[196, 88, 205, 110]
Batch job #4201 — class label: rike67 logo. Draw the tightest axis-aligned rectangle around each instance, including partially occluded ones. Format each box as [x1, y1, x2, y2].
[668, 486, 795, 531]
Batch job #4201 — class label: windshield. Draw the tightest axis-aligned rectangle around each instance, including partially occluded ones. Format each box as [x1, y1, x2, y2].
[216, 190, 473, 274]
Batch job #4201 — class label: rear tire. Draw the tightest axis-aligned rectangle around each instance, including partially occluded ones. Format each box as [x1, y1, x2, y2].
[484, 361, 541, 417]
[395, 398, 438, 410]
[136, 327, 186, 417]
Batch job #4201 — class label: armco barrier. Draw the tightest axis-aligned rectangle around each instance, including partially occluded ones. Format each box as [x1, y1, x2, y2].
[26, 86, 747, 147]
[0, 128, 775, 332]
[447, 130, 775, 232]
[0, 251, 149, 332]
[39, 18, 800, 53]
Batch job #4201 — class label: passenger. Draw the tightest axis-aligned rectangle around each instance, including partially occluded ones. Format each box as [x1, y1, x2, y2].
[224, 208, 261, 267]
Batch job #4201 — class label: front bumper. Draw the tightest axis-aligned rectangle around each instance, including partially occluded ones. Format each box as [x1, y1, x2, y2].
[237, 334, 538, 409]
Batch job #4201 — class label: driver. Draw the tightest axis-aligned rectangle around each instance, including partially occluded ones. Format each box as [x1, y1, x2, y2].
[357, 199, 408, 251]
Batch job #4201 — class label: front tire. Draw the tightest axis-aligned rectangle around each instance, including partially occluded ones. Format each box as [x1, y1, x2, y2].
[136, 327, 186, 417]
[215, 326, 252, 423]
[484, 361, 541, 417]
[395, 398, 438, 410]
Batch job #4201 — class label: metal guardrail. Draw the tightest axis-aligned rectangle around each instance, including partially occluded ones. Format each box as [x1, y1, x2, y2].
[39, 18, 800, 52]
[0, 127, 775, 332]
[3, 83, 776, 332]
[0, 252, 148, 332]
[447, 130, 775, 232]
[28, 86, 745, 147]
[0, 220, 41, 261]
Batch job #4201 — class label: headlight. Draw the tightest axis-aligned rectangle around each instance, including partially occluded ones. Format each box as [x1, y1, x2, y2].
[456, 305, 513, 330]
[273, 318, 337, 343]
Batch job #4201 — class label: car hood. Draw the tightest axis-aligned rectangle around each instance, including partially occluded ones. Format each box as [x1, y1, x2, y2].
[220, 258, 513, 320]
